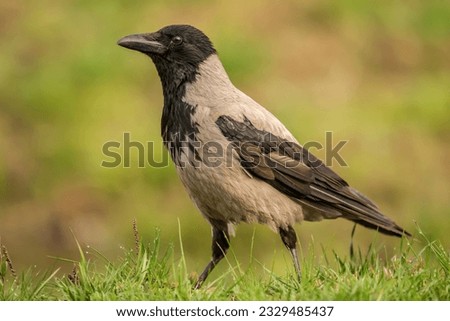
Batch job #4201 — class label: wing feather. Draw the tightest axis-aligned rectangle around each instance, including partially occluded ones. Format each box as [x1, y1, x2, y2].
[216, 115, 410, 237]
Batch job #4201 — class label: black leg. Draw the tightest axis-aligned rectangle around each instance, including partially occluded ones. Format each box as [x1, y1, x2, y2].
[194, 226, 229, 289]
[279, 225, 301, 280]
[349, 223, 357, 261]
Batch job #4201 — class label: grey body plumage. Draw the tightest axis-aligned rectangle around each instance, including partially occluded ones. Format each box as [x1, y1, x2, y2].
[118, 24, 410, 288]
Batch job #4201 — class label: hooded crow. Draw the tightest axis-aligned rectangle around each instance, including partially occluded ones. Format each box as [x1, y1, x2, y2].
[118, 24, 410, 289]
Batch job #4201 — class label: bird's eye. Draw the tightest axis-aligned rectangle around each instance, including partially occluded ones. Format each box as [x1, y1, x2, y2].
[172, 36, 183, 46]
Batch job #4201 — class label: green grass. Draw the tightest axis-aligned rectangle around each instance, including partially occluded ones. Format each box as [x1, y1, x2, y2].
[1, 226, 448, 301]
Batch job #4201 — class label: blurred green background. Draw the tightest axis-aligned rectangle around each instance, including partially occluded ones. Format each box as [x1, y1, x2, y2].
[1, 0, 449, 276]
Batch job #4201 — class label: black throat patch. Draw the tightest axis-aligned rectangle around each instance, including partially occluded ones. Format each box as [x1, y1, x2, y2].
[157, 59, 200, 167]
[161, 100, 199, 167]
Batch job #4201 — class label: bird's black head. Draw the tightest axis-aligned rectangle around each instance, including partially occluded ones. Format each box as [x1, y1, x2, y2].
[118, 25, 216, 86]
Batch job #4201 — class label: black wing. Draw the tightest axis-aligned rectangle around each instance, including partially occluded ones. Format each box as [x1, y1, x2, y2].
[216, 115, 410, 237]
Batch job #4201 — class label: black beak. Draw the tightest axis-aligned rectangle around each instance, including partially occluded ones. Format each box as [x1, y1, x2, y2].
[117, 33, 167, 55]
